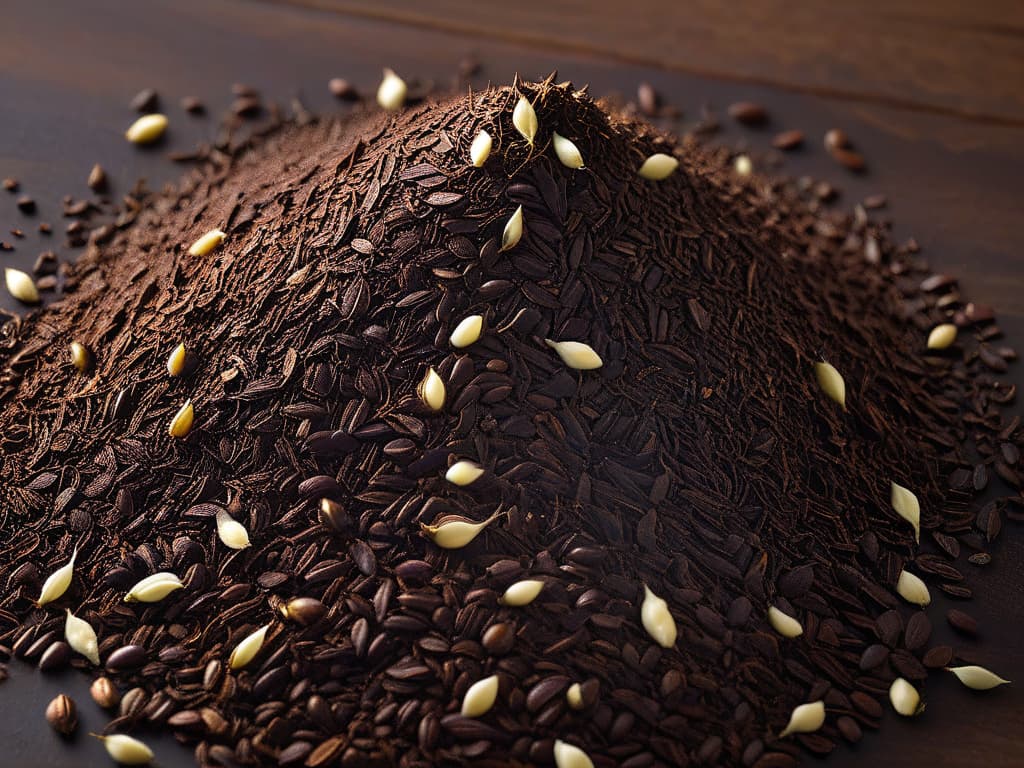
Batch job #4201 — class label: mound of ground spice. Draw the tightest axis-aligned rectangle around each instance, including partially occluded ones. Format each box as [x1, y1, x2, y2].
[0, 79, 1019, 768]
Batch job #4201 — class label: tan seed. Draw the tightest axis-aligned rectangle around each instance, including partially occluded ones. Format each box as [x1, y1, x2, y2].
[46, 693, 78, 736]
[168, 400, 194, 439]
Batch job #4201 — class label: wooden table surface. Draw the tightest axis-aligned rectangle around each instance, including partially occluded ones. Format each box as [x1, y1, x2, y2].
[1, 1, 1021, 766]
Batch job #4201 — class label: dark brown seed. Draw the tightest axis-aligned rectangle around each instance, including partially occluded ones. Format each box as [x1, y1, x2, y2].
[329, 78, 359, 100]
[904, 612, 932, 650]
[481, 622, 515, 655]
[772, 130, 804, 150]
[824, 128, 850, 151]
[130, 88, 159, 112]
[181, 96, 205, 114]
[947, 609, 978, 636]
[281, 597, 328, 626]
[106, 644, 147, 672]
[16, 195, 36, 214]
[728, 101, 768, 125]
[45, 694, 77, 736]
[923, 645, 954, 668]
[38, 641, 71, 672]
[830, 147, 866, 172]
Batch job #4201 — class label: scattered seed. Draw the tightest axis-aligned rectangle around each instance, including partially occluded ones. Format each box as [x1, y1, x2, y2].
[377, 69, 407, 111]
[38, 547, 77, 606]
[167, 342, 187, 376]
[499, 205, 524, 252]
[637, 153, 678, 180]
[450, 314, 483, 348]
[125, 114, 168, 145]
[813, 361, 846, 409]
[461, 675, 499, 717]
[553, 740, 594, 768]
[445, 460, 485, 486]
[767, 606, 803, 638]
[216, 509, 251, 549]
[87, 164, 107, 192]
[772, 130, 804, 150]
[69, 341, 93, 373]
[891, 482, 921, 542]
[728, 101, 768, 125]
[168, 400, 194, 438]
[512, 96, 538, 145]
[544, 338, 602, 370]
[500, 579, 544, 607]
[779, 700, 824, 737]
[94, 733, 154, 765]
[734, 154, 753, 176]
[418, 367, 446, 411]
[5, 267, 40, 304]
[65, 609, 99, 665]
[45, 693, 78, 736]
[124, 572, 184, 603]
[947, 665, 1010, 690]
[328, 78, 358, 100]
[187, 229, 226, 256]
[229, 624, 270, 670]
[927, 324, 957, 350]
[421, 511, 503, 549]
[553, 133, 585, 169]
[895, 570, 930, 607]
[130, 88, 159, 113]
[640, 584, 677, 648]
[889, 677, 923, 716]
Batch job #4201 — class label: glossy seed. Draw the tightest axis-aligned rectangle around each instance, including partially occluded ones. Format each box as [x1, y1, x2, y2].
[94, 734, 154, 765]
[445, 460, 485, 486]
[779, 700, 825, 737]
[895, 570, 930, 607]
[638, 153, 678, 180]
[461, 675, 499, 717]
[124, 572, 184, 603]
[814, 361, 846, 409]
[470, 129, 492, 167]
[421, 511, 502, 550]
[553, 133, 584, 169]
[947, 665, 1010, 690]
[168, 400, 194, 438]
[889, 677, 923, 716]
[46, 693, 78, 736]
[187, 229, 226, 256]
[38, 547, 77, 606]
[512, 96, 538, 145]
[768, 606, 803, 638]
[565, 683, 584, 710]
[891, 481, 921, 542]
[450, 315, 483, 348]
[65, 609, 99, 665]
[229, 624, 270, 670]
[418, 367, 446, 411]
[216, 509, 251, 549]
[91, 677, 121, 709]
[927, 323, 957, 350]
[544, 338, 603, 370]
[280, 597, 328, 626]
[640, 584, 677, 648]
[69, 342, 93, 373]
[166, 342, 187, 376]
[125, 114, 168, 144]
[554, 739, 594, 768]
[500, 579, 544, 607]
[5, 267, 40, 304]
[734, 154, 753, 176]
[376, 69, 407, 111]
[499, 205, 524, 252]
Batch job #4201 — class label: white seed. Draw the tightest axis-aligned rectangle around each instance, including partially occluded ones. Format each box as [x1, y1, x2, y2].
[565, 683, 584, 710]
[187, 229, 226, 257]
[168, 399, 194, 438]
[216, 509, 251, 550]
[470, 129, 492, 167]
[376, 68, 407, 111]
[500, 579, 544, 607]
[38, 547, 77, 606]
[65, 609, 99, 665]
[734, 154, 753, 176]
[167, 342, 187, 376]
[891, 481, 921, 542]
[553, 132, 584, 169]
[553, 739, 594, 768]
[927, 323, 957, 350]
[512, 96, 538, 145]
[779, 700, 825, 737]
[5, 267, 39, 304]
[418, 367, 446, 411]
[422, 511, 503, 550]
[640, 584, 677, 648]
[895, 569, 930, 607]
[768, 606, 803, 638]
[813, 361, 846, 410]
[450, 315, 483, 348]
[95, 734, 154, 765]
[545, 338, 603, 370]
[889, 677, 923, 716]
[499, 205, 524, 252]
[461, 675, 499, 717]
[638, 153, 678, 180]
[69, 342, 93, 373]
[229, 623, 270, 670]
[947, 665, 1010, 690]
[124, 572, 184, 603]
[125, 113, 168, 144]
[445, 460, 485, 487]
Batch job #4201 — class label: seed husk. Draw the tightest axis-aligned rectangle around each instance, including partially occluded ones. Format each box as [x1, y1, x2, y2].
[229, 624, 270, 670]
[187, 229, 226, 257]
[418, 367, 446, 411]
[499, 205, 524, 252]
[91, 676, 121, 709]
[553, 132, 585, 169]
[733, 154, 753, 176]
[470, 129, 492, 167]
[927, 323, 957, 350]
[450, 314, 483, 348]
[69, 342, 93, 373]
[947, 665, 1010, 690]
[38, 547, 77, 606]
[565, 683, 584, 710]
[94, 734, 154, 765]
[215, 509, 251, 549]
[124, 113, 168, 144]
[637, 153, 678, 180]
[65, 609, 99, 665]
[640, 584, 677, 648]
[168, 400, 194, 438]
[45, 693, 78, 736]
[166, 342, 187, 376]
[5, 267, 40, 304]
[124, 572, 184, 603]
[461, 675, 499, 717]
[891, 481, 921, 542]
[553, 739, 594, 768]
[779, 700, 825, 737]
[421, 511, 503, 550]
[500, 579, 544, 607]
[767, 606, 803, 638]
[445, 460, 485, 486]
[544, 338, 603, 370]
[813, 361, 846, 409]
[895, 569, 931, 607]
[376, 69, 407, 111]
[889, 677, 923, 716]
[512, 96, 538, 145]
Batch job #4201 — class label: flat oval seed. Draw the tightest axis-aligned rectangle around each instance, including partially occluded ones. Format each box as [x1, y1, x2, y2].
[450, 315, 483, 348]
[216, 510, 251, 550]
[65, 609, 100, 665]
[418, 367, 446, 411]
[889, 677, 922, 716]
[768, 606, 803, 638]
[779, 700, 825, 737]
[187, 229, 226, 257]
[167, 343, 187, 376]
[445, 460, 485, 487]
[895, 570, 930, 607]
[554, 739, 594, 768]
[69, 342, 93, 373]
[229, 624, 270, 670]
[461, 675, 499, 717]
[5, 267, 40, 304]
[168, 400, 194, 438]
[470, 129, 492, 167]
[545, 339, 603, 370]
[125, 114, 168, 144]
[553, 133, 584, 169]
[38, 547, 77, 606]
[499, 205, 524, 252]
[927, 323, 957, 350]
[512, 96, 538, 145]
[947, 665, 1010, 690]
[813, 361, 846, 410]
[640, 584, 677, 648]
[96, 734, 154, 765]
[500, 579, 544, 607]
[376, 69, 406, 111]
[891, 482, 921, 542]
[638, 153, 678, 180]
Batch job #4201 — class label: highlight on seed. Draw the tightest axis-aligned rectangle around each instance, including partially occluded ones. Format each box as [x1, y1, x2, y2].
[813, 361, 846, 410]
[500, 579, 544, 607]
[553, 132, 584, 169]
[734, 154, 753, 176]
[187, 229, 226, 257]
[93, 733, 154, 765]
[445, 460, 485, 487]
[5, 266, 40, 304]
[927, 323, 957, 350]
[767, 606, 803, 638]
[638, 153, 678, 180]
[168, 399, 194, 438]
[167, 342, 187, 376]
[418, 367, 446, 411]
[499, 205, 524, 253]
[891, 481, 921, 542]
[470, 129, 492, 167]
[640, 584, 677, 648]
[38, 547, 77, 606]
[229, 623, 270, 670]
[421, 511, 503, 550]
[512, 96, 538, 145]
[449, 314, 483, 348]
[376, 68, 407, 111]
[461, 675, 499, 718]
[69, 342, 93, 373]
[125, 113, 168, 144]
[544, 338, 603, 370]
[779, 700, 825, 737]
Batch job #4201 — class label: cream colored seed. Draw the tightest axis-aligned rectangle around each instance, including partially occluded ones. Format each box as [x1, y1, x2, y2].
[418, 367, 446, 411]
[768, 606, 803, 638]
[124, 572, 184, 603]
[499, 205, 524, 252]
[813, 361, 846, 410]
[553, 132, 584, 169]
[640, 584, 677, 648]
[512, 96, 538, 145]
[69, 342, 93, 373]
[229, 624, 270, 670]
[500, 579, 544, 607]
[891, 481, 921, 542]
[445, 460, 485, 487]
[470, 129, 492, 167]
[216, 509, 251, 550]
[187, 229, 226, 257]
[167, 342, 187, 376]
[38, 547, 77, 606]
[779, 700, 825, 737]
[638, 153, 678, 180]
[125, 113, 168, 144]
[889, 677, 923, 716]
[168, 399, 194, 438]
[734, 154, 753, 176]
[461, 675, 499, 717]
[895, 569, 930, 607]
[450, 315, 483, 348]
[545, 339, 603, 370]
[553, 740, 594, 768]
[422, 511, 503, 550]
[65, 609, 100, 665]
[94, 734, 154, 765]
[947, 665, 1011, 690]
[565, 683, 584, 710]
[5, 267, 39, 304]
[927, 323, 957, 350]
[376, 68, 406, 111]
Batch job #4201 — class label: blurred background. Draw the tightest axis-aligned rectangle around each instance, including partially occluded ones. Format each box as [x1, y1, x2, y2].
[1, 1, 1022, 766]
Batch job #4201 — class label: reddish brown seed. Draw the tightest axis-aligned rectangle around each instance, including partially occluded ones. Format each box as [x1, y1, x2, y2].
[824, 128, 850, 151]
[87, 164, 107, 192]
[2, 177, 18, 192]
[772, 129, 804, 150]
[727, 101, 768, 125]
[947, 609, 978, 635]
[45, 693, 77, 736]
[181, 96, 206, 114]
[329, 78, 359, 100]
[830, 147, 866, 172]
